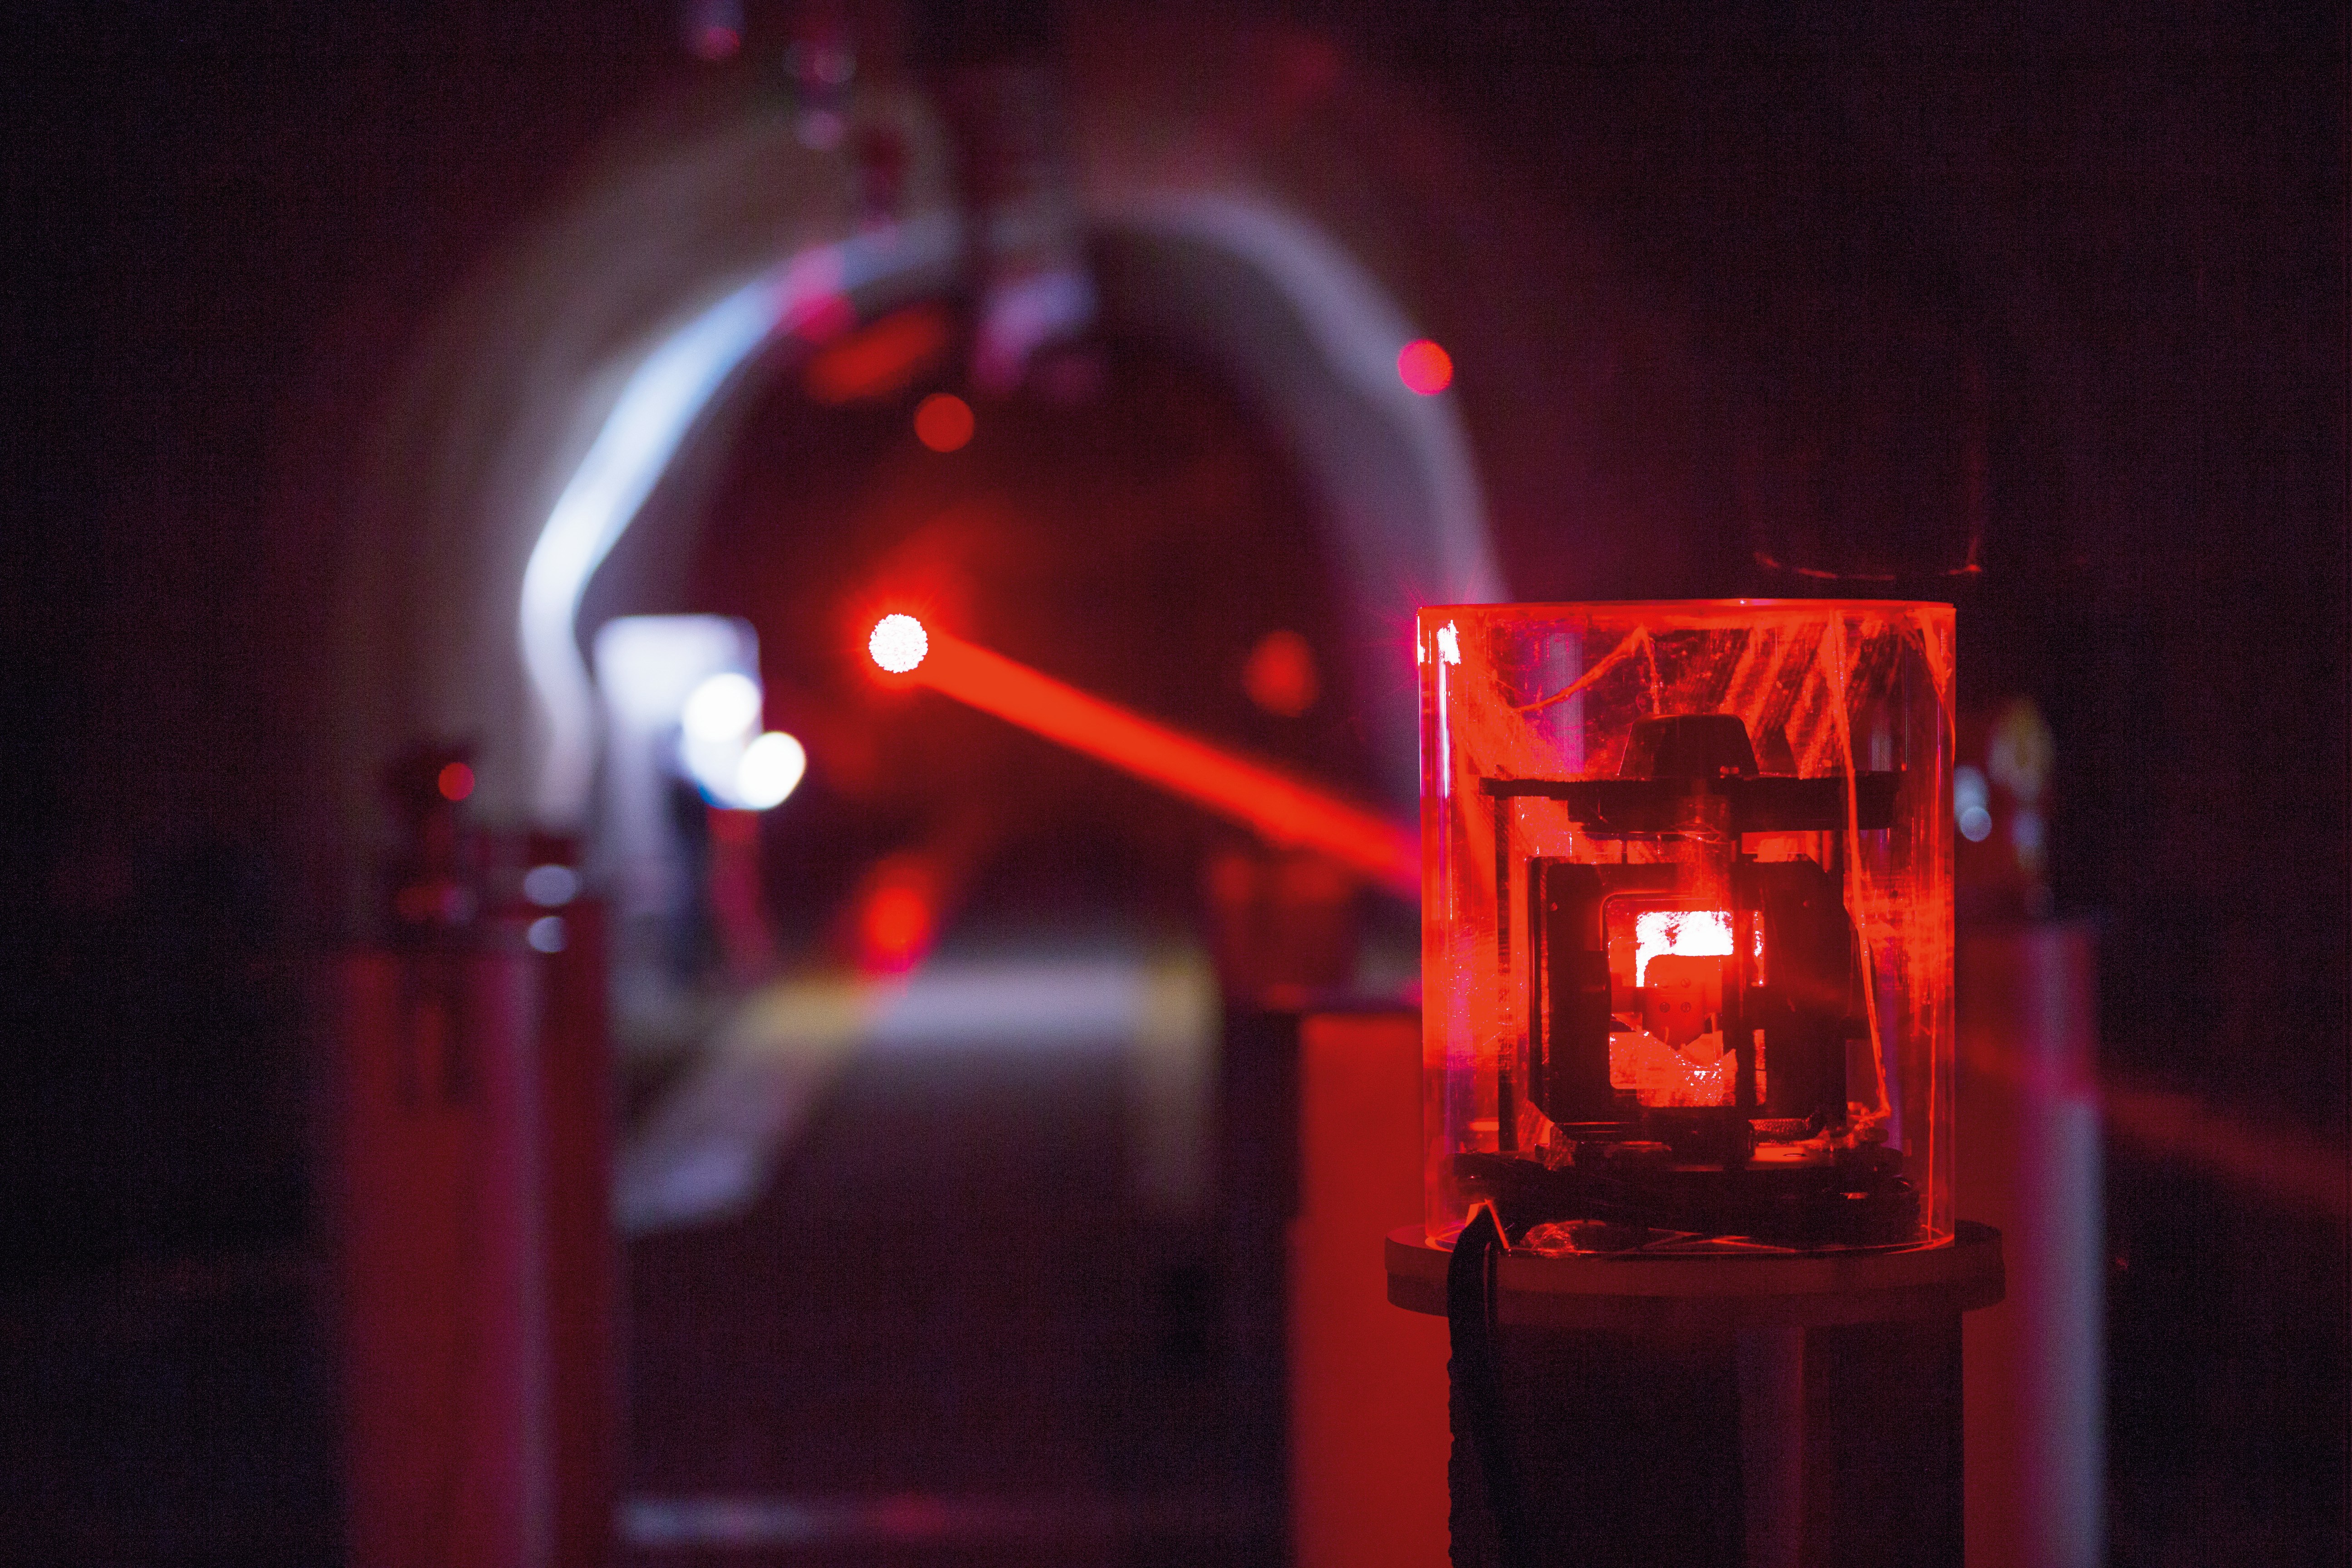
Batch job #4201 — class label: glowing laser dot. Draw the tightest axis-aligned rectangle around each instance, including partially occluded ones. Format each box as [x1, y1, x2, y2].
[437, 761, 475, 802]
[868, 613, 930, 674]
[913, 392, 974, 452]
[1396, 338, 1453, 395]
[1634, 909, 1733, 986]
[682, 671, 762, 742]
[735, 731, 808, 809]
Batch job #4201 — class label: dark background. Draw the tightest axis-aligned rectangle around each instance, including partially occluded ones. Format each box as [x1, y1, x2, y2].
[2, 2, 2344, 1562]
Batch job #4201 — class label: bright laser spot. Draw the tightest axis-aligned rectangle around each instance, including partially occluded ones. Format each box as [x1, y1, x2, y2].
[868, 614, 930, 674]
[913, 392, 974, 452]
[1397, 338, 1453, 395]
[868, 620, 1416, 895]
[437, 762, 475, 802]
[1634, 909, 1733, 986]
[683, 671, 762, 741]
[735, 731, 808, 809]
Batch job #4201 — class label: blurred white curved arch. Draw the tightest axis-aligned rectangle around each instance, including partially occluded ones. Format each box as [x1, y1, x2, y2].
[1100, 191, 1501, 609]
[515, 193, 1499, 827]
[518, 216, 959, 825]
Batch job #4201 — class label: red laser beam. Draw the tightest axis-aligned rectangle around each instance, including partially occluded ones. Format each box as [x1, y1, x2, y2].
[867, 615, 1417, 896]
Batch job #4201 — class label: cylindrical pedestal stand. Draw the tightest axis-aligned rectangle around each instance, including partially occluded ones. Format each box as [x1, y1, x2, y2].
[1387, 1224, 2003, 1568]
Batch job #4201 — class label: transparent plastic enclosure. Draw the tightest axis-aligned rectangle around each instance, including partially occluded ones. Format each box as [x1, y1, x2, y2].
[1418, 602, 1954, 1254]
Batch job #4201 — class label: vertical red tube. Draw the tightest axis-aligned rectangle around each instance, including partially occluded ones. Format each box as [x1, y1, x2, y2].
[1960, 923, 2105, 1568]
[330, 934, 584, 1568]
[1290, 1010, 1450, 1568]
[537, 899, 619, 1568]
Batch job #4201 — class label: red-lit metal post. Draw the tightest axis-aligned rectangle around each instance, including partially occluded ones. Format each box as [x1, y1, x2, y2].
[327, 905, 617, 1568]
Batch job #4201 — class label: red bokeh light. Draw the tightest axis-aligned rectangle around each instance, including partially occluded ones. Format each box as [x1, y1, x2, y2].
[1243, 629, 1321, 717]
[804, 305, 952, 405]
[436, 761, 475, 802]
[913, 393, 975, 452]
[1396, 339, 1453, 395]
[855, 861, 939, 974]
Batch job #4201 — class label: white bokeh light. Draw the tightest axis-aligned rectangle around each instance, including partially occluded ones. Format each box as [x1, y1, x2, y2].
[682, 671, 762, 741]
[734, 731, 808, 810]
[522, 863, 579, 907]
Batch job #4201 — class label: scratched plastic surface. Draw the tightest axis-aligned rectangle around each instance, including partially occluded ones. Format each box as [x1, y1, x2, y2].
[1417, 603, 1954, 1252]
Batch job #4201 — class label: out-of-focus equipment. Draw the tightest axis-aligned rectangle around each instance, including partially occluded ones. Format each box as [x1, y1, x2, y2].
[593, 616, 794, 1026]
[1389, 601, 2002, 1567]
[329, 753, 617, 1568]
[1956, 696, 2103, 1568]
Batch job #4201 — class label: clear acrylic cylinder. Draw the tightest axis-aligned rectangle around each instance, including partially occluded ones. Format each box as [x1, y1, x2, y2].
[1417, 601, 1955, 1253]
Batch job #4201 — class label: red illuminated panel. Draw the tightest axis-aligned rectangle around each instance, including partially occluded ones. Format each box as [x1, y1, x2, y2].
[870, 618, 1416, 895]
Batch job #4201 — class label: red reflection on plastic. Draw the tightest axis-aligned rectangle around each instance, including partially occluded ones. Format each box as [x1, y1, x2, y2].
[913, 393, 974, 452]
[436, 762, 475, 802]
[1396, 339, 1453, 395]
[868, 618, 1415, 895]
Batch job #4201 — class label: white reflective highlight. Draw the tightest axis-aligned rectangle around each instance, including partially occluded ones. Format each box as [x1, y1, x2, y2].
[735, 731, 808, 809]
[527, 915, 568, 953]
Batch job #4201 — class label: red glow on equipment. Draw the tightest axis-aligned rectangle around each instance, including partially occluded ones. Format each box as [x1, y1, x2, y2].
[436, 761, 475, 802]
[1396, 339, 1453, 395]
[913, 393, 975, 452]
[866, 617, 1416, 896]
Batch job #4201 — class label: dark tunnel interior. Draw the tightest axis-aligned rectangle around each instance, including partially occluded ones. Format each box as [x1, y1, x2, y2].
[1, 3, 2344, 1564]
